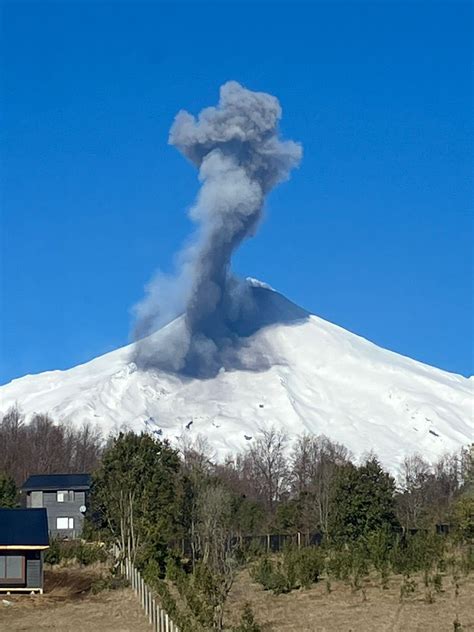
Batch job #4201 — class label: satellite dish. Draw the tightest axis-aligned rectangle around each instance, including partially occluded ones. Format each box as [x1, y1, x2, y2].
[79, 505, 87, 514]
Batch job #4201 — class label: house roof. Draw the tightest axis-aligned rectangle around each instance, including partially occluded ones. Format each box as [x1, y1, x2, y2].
[21, 473, 92, 492]
[0, 508, 49, 547]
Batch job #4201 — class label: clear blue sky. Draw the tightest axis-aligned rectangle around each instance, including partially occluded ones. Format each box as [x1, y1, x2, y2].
[1, 1, 472, 384]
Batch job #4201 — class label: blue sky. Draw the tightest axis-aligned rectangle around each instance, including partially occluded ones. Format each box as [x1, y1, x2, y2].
[1, 1, 472, 384]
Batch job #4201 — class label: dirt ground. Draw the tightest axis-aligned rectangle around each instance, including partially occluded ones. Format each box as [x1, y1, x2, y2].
[0, 568, 151, 632]
[227, 569, 474, 631]
[1, 566, 472, 631]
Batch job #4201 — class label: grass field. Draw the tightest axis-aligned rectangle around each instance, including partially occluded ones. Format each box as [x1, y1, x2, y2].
[1, 566, 472, 631]
[226, 569, 474, 632]
[0, 567, 150, 632]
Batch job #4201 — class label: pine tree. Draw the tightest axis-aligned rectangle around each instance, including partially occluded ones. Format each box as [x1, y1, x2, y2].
[328, 457, 399, 541]
[0, 473, 17, 507]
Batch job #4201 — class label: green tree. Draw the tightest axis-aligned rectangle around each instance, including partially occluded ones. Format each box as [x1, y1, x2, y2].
[452, 496, 474, 542]
[0, 472, 17, 507]
[328, 457, 399, 541]
[90, 432, 182, 570]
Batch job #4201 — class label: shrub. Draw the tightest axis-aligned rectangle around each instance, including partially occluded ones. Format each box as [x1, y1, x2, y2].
[233, 603, 262, 632]
[44, 539, 108, 566]
[251, 547, 323, 594]
[287, 546, 323, 589]
[251, 557, 275, 590]
[44, 538, 61, 565]
[326, 548, 352, 581]
[90, 575, 129, 594]
[399, 574, 417, 601]
[250, 556, 289, 594]
[75, 542, 108, 565]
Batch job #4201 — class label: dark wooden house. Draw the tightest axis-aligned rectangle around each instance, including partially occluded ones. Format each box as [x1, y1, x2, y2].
[0, 508, 49, 594]
[21, 473, 91, 539]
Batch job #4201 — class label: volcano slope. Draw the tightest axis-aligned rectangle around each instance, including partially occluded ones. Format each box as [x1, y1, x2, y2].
[1, 283, 472, 472]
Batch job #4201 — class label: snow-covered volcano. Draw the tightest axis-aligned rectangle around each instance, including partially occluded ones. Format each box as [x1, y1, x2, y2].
[1, 282, 472, 472]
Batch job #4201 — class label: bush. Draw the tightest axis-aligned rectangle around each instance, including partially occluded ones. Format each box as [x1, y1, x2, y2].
[284, 546, 323, 589]
[399, 574, 417, 601]
[326, 548, 352, 581]
[44, 539, 108, 566]
[251, 547, 323, 594]
[251, 557, 275, 590]
[90, 575, 129, 594]
[44, 538, 61, 565]
[233, 603, 262, 632]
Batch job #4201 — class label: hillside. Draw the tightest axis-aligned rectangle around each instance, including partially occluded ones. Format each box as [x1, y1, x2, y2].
[1, 283, 472, 472]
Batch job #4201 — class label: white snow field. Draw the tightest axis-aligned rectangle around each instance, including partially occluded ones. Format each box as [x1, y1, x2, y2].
[1, 283, 472, 472]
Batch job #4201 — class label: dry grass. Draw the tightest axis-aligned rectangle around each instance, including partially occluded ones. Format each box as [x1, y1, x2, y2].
[0, 567, 151, 631]
[226, 569, 474, 631]
[1, 565, 472, 631]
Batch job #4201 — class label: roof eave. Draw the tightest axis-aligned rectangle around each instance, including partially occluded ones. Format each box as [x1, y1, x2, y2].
[21, 485, 90, 492]
[0, 545, 49, 550]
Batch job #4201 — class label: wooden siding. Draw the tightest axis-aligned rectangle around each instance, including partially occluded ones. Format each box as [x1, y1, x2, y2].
[26, 551, 42, 589]
[27, 490, 87, 538]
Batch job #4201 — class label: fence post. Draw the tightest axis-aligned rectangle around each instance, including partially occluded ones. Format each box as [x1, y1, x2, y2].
[121, 556, 177, 632]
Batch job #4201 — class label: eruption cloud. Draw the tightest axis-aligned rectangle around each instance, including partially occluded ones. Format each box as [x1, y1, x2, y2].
[133, 81, 302, 377]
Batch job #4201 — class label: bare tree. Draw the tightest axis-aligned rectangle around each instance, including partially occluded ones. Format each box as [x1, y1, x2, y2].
[247, 426, 289, 514]
[397, 454, 431, 529]
[0, 406, 103, 485]
[397, 451, 465, 528]
[197, 484, 236, 630]
[290, 434, 351, 533]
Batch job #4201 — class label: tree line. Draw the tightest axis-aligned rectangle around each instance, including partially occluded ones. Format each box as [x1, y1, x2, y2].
[86, 427, 472, 631]
[0, 406, 102, 502]
[0, 405, 472, 630]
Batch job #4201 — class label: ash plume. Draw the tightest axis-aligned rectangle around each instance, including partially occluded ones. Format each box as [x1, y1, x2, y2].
[133, 81, 302, 377]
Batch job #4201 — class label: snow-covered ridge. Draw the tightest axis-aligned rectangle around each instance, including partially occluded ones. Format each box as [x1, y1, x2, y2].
[1, 285, 472, 473]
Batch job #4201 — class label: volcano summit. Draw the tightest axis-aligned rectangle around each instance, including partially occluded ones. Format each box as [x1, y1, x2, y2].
[0, 279, 472, 473]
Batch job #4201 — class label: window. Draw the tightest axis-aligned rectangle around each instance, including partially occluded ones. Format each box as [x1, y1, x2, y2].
[0, 555, 25, 584]
[30, 491, 43, 507]
[57, 490, 74, 502]
[56, 517, 74, 530]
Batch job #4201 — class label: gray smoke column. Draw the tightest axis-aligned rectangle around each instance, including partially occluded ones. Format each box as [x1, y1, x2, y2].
[133, 81, 302, 377]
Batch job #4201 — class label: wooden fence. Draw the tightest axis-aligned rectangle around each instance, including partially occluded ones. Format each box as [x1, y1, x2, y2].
[114, 547, 180, 632]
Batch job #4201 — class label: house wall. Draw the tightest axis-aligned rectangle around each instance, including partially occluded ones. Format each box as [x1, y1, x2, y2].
[27, 491, 87, 538]
[0, 550, 44, 590]
[26, 551, 43, 589]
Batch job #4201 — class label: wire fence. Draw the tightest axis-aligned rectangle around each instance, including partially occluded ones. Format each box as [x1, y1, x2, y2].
[177, 531, 324, 557]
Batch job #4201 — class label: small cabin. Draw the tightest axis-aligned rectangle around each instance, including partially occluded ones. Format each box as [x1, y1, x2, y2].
[0, 508, 49, 594]
[21, 473, 91, 539]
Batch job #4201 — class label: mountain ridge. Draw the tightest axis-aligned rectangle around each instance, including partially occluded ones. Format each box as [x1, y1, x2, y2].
[1, 282, 472, 473]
